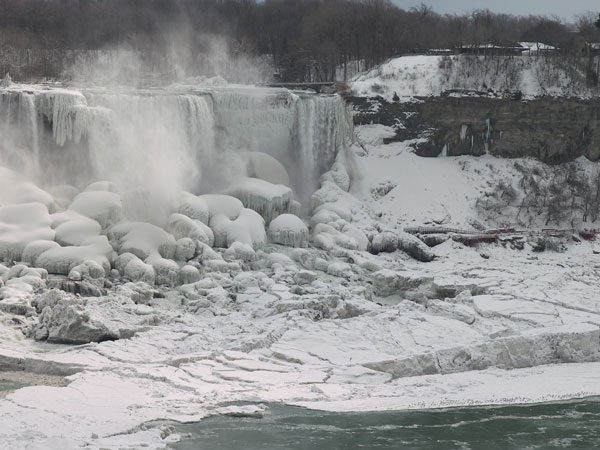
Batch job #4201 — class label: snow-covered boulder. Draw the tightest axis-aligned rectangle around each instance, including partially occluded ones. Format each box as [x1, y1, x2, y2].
[175, 237, 196, 262]
[109, 222, 176, 260]
[211, 208, 266, 249]
[223, 178, 296, 223]
[0, 167, 56, 211]
[320, 162, 351, 192]
[36, 236, 112, 276]
[54, 216, 101, 246]
[22, 240, 60, 266]
[166, 213, 214, 247]
[68, 191, 122, 229]
[201, 194, 244, 221]
[371, 232, 399, 254]
[0, 203, 54, 262]
[180, 265, 201, 284]
[268, 214, 309, 247]
[124, 258, 156, 284]
[372, 270, 434, 297]
[146, 254, 179, 287]
[178, 192, 210, 224]
[36, 297, 119, 344]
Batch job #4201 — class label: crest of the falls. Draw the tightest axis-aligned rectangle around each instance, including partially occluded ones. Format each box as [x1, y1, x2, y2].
[0, 86, 351, 221]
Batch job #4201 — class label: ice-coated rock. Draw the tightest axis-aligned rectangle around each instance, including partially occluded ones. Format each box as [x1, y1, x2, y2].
[124, 258, 156, 284]
[175, 237, 196, 262]
[224, 178, 295, 223]
[109, 222, 176, 260]
[223, 242, 256, 262]
[22, 240, 61, 266]
[320, 162, 351, 192]
[166, 213, 214, 246]
[36, 297, 119, 344]
[211, 208, 266, 249]
[327, 262, 353, 278]
[194, 242, 223, 262]
[178, 192, 210, 224]
[0, 202, 54, 262]
[36, 235, 112, 276]
[180, 265, 201, 284]
[243, 151, 290, 186]
[372, 269, 434, 297]
[371, 231, 399, 254]
[0, 167, 56, 211]
[146, 254, 179, 287]
[268, 214, 309, 248]
[68, 191, 122, 229]
[294, 270, 317, 285]
[68, 260, 106, 281]
[201, 194, 244, 221]
[54, 216, 101, 246]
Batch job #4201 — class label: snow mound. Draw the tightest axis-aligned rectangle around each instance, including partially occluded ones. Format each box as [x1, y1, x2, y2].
[0, 203, 54, 262]
[166, 213, 214, 247]
[211, 208, 266, 249]
[36, 236, 113, 276]
[268, 214, 309, 248]
[178, 192, 210, 224]
[54, 217, 101, 246]
[68, 191, 122, 229]
[224, 177, 297, 223]
[109, 222, 176, 261]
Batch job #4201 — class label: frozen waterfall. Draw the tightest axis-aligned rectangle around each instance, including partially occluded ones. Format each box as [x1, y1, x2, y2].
[0, 86, 351, 220]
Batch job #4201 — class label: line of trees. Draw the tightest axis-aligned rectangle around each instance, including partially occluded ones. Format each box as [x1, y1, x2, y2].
[0, 0, 599, 82]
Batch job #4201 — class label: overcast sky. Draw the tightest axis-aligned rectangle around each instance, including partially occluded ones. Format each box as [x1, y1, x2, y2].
[391, 0, 599, 21]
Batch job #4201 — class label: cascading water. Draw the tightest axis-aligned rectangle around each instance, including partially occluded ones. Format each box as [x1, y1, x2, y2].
[0, 85, 351, 220]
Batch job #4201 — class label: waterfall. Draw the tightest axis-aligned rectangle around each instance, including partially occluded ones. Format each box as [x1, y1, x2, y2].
[0, 86, 351, 216]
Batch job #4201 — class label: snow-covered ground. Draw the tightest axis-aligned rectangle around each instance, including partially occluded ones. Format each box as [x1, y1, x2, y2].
[351, 55, 598, 101]
[1, 82, 600, 449]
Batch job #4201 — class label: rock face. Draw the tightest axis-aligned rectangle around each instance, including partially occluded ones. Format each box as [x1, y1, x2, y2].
[352, 96, 600, 164]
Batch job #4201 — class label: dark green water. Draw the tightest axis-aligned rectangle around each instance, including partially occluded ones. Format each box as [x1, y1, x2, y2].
[171, 400, 600, 450]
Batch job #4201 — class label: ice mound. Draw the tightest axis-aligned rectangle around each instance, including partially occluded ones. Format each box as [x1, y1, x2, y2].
[211, 208, 266, 249]
[109, 222, 176, 261]
[268, 214, 309, 247]
[22, 240, 61, 266]
[243, 152, 290, 186]
[166, 213, 214, 247]
[36, 236, 113, 276]
[54, 216, 101, 246]
[0, 203, 54, 262]
[202, 194, 244, 220]
[0, 167, 56, 211]
[199, 194, 267, 249]
[178, 192, 210, 224]
[68, 190, 122, 229]
[224, 177, 298, 223]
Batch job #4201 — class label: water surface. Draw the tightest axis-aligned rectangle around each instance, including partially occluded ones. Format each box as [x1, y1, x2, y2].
[171, 399, 600, 450]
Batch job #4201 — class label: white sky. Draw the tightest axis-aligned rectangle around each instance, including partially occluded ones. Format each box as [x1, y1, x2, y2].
[391, 0, 599, 21]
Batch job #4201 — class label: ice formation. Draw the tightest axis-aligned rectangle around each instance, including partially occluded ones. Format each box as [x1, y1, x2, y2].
[2, 81, 600, 450]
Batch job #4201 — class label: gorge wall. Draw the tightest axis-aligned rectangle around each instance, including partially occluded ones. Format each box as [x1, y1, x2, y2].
[352, 96, 600, 164]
